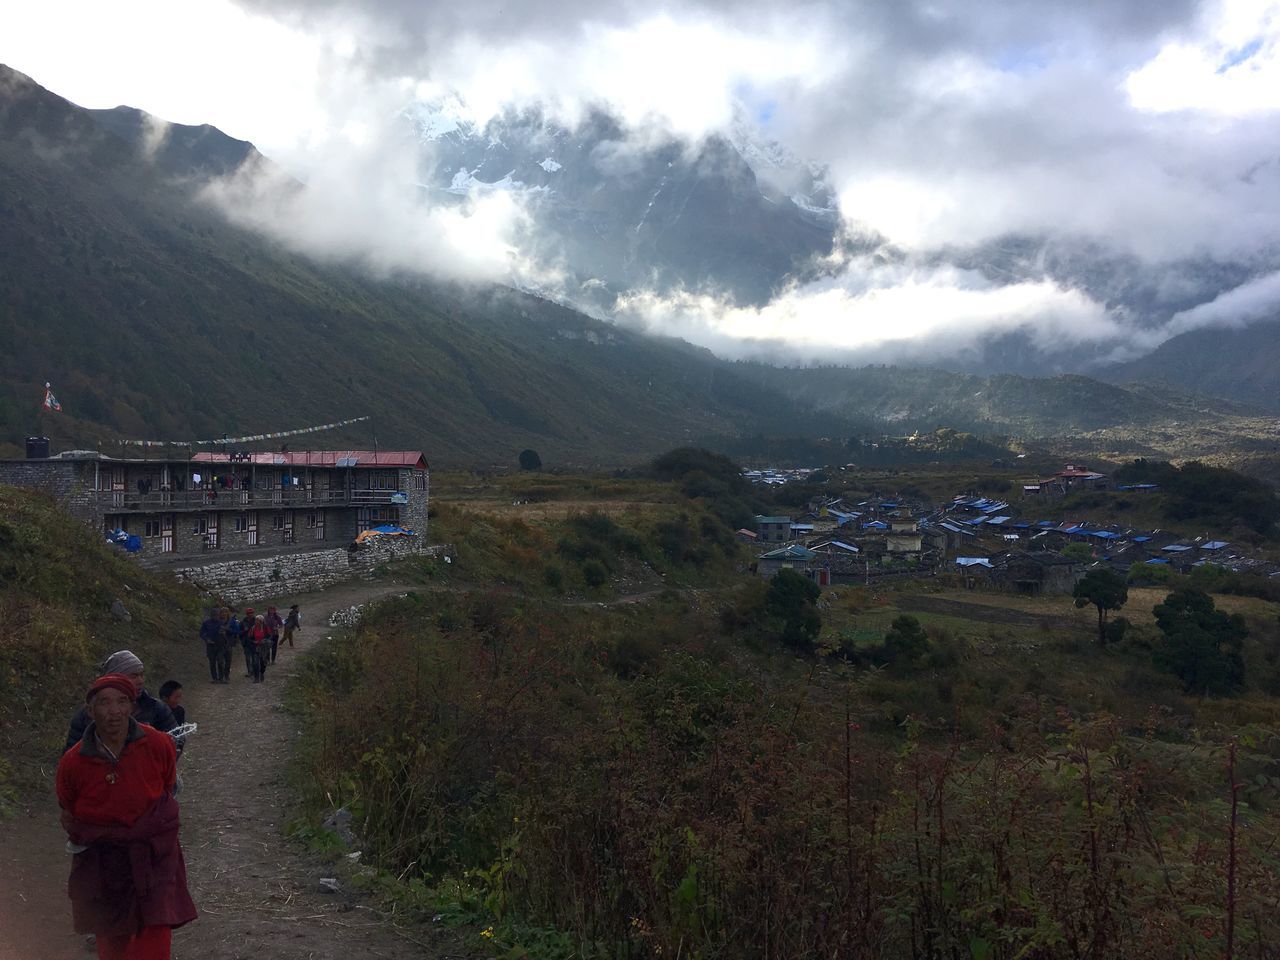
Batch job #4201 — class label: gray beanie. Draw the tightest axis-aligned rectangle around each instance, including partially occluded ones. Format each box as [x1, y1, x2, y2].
[101, 650, 144, 676]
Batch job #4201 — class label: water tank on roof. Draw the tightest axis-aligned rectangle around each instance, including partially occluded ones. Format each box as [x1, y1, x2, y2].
[25, 436, 50, 459]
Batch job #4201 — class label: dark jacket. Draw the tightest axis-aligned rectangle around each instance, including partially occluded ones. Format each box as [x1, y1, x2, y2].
[199, 615, 221, 646]
[66, 792, 198, 936]
[63, 690, 177, 755]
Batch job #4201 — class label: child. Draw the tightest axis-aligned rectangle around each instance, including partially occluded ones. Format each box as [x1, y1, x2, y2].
[282, 603, 302, 649]
[158, 680, 185, 724]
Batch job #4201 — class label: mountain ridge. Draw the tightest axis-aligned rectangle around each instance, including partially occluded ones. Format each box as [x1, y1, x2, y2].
[0, 63, 1271, 470]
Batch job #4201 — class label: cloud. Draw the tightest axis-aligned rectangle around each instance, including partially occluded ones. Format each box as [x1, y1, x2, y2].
[1166, 269, 1280, 333]
[9, 0, 1280, 362]
[200, 120, 542, 285]
[611, 255, 1132, 364]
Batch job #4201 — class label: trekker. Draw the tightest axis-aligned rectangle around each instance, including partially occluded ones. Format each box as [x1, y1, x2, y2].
[198, 610, 221, 683]
[64, 652, 177, 754]
[214, 608, 234, 683]
[248, 615, 270, 683]
[282, 604, 301, 649]
[239, 608, 256, 677]
[157, 681, 185, 726]
[57, 673, 198, 959]
[264, 606, 284, 664]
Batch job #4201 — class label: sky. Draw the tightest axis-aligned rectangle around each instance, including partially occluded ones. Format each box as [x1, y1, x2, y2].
[4, 0, 1280, 363]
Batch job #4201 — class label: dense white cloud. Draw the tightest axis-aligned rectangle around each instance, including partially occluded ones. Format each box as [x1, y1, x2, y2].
[1166, 269, 1280, 333]
[612, 257, 1142, 364]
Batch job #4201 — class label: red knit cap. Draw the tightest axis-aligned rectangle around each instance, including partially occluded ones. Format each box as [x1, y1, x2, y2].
[87, 673, 137, 703]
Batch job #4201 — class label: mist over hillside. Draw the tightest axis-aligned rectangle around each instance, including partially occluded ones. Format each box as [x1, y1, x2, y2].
[0, 63, 1273, 469]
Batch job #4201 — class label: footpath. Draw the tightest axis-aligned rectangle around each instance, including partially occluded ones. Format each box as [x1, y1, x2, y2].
[0, 579, 472, 960]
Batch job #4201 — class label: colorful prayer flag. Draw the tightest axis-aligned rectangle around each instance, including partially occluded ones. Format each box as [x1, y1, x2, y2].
[43, 382, 62, 412]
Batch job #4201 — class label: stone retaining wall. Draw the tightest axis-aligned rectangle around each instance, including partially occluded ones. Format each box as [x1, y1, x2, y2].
[173, 536, 449, 604]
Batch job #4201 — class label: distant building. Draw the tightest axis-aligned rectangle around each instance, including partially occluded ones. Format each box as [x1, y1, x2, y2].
[754, 515, 793, 543]
[994, 551, 1081, 596]
[756, 544, 817, 579]
[885, 518, 923, 555]
[1052, 464, 1109, 490]
[0, 447, 429, 561]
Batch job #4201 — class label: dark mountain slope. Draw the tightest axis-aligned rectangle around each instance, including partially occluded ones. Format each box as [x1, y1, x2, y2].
[734, 364, 1178, 436]
[88, 105, 261, 179]
[1099, 319, 1280, 413]
[0, 65, 843, 465]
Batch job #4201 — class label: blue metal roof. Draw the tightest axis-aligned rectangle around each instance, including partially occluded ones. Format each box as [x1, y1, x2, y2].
[1132, 536, 1152, 543]
[1037, 520, 1056, 528]
[1146, 557, 1170, 564]
[1162, 544, 1193, 552]
[1012, 521, 1032, 529]
[989, 515, 1012, 524]
[1089, 531, 1119, 540]
[1201, 541, 1230, 550]
[956, 557, 993, 568]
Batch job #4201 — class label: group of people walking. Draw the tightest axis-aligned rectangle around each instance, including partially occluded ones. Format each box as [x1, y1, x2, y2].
[54, 597, 304, 959]
[198, 603, 301, 684]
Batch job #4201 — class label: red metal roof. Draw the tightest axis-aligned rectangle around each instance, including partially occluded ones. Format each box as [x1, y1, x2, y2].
[191, 450, 427, 469]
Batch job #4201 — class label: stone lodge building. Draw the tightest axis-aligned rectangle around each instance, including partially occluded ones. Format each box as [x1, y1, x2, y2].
[0, 448, 429, 562]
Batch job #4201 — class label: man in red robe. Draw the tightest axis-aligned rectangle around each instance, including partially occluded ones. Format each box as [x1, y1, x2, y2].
[56, 674, 197, 960]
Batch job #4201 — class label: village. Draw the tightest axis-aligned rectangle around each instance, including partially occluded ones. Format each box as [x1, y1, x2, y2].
[744, 462, 1277, 594]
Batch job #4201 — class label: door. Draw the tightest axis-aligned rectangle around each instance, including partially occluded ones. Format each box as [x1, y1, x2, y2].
[283, 511, 294, 544]
[314, 510, 325, 541]
[161, 514, 174, 553]
[357, 506, 371, 533]
[110, 467, 125, 506]
[247, 512, 258, 546]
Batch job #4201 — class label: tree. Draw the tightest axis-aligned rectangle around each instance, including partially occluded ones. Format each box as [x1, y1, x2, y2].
[764, 568, 822, 651]
[1073, 568, 1128, 646]
[883, 615, 930, 666]
[1152, 588, 1247, 695]
[518, 449, 542, 471]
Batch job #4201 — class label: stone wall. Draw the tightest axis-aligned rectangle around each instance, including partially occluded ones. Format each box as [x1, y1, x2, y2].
[172, 536, 449, 605]
[0, 460, 100, 523]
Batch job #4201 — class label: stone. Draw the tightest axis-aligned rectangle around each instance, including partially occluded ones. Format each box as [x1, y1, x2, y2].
[110, 599, 132, 622]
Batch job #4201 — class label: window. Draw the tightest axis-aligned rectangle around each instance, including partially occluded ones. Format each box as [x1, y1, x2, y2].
[192, 518, 207, 535]
[369, 506, 400, 523]
[414, 471, 427, 491]
[234, 515, 248, 533]
[144, 520, 161, 537]
[306, 512, 318, 528]
[272, 513, 285, 530]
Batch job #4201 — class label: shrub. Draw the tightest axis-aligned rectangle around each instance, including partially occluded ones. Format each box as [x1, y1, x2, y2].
[580, 558, 609, 588]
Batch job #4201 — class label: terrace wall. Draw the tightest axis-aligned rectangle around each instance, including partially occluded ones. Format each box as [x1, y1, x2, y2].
[171, 536, 448, 605]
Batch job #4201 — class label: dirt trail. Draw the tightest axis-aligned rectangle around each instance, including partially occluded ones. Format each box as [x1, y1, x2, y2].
[0, 578, 470, 960]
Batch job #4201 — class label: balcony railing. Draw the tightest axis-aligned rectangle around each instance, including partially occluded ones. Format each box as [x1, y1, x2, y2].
[94, 488, 409, 512]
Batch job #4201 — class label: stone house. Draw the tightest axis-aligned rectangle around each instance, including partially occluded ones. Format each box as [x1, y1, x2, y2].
[0, 447, 429, 562]
[993, 551, 1081, 596]
[756, 544, 817, 579]
[754, 515, 793, 543]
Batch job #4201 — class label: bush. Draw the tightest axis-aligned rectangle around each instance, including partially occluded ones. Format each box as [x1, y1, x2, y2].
[580, 558, 609, 588]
